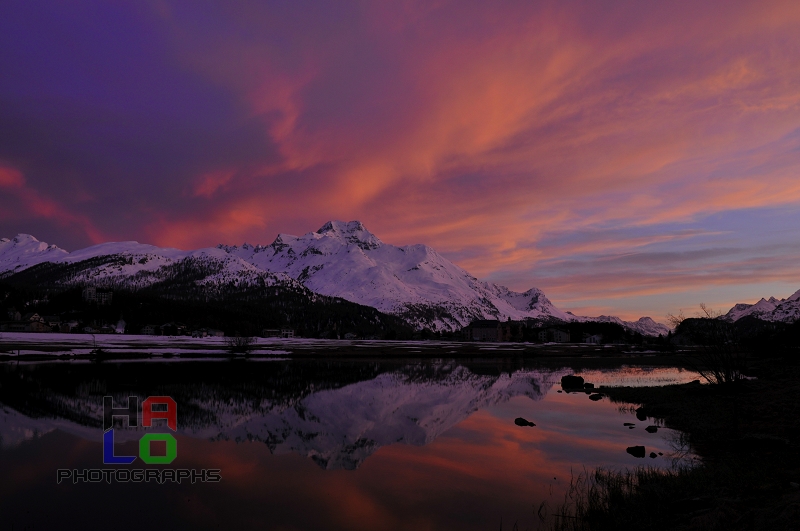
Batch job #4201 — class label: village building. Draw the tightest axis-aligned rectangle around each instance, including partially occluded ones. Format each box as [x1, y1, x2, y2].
[1, 322, 29, 332]
[463, 319, 525, 341]
[262, 328, 295, 338]
[465, 319, 502, 341]
[42, 315, 61, 329]
[537, 328, 571, 343]
[22, 312, 44, 323]
[141, 324, 158, 335]
[82, 287, 113, 305]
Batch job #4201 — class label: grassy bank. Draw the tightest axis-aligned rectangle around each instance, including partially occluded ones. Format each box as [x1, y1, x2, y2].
[549, 358, 800, 530]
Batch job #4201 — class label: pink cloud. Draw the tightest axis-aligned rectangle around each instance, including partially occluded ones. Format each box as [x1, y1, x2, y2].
[5, 1, 800, 316]
[0, 164, 105, 244]
[192, 169, 236, 198]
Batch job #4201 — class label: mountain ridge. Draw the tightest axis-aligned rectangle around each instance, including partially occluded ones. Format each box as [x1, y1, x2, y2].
[721, 289, 800, 324]
[1, 222, 669, 335]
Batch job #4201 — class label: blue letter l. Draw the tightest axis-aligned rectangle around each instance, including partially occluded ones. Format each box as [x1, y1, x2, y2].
[103, 429, 136, 464]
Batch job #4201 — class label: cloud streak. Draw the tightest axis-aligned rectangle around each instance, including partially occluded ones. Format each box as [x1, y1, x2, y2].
[1, 0, 799, 318]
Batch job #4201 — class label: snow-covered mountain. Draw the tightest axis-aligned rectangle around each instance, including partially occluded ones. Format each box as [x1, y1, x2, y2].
[721, 289, 800, 324]
[0, 233, 296, 293]
[219, 221, 575, 330]
[0, 222, 669, 334]
[0, 234, 68, 274]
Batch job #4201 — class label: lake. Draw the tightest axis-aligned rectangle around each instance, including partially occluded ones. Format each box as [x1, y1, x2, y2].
[0, 357, 700, 530]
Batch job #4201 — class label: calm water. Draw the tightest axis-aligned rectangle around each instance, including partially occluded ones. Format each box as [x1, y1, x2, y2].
[0, 359, 699, 530]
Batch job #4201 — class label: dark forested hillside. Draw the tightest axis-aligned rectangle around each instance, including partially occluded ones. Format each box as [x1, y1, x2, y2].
[0, 259, 414, 339]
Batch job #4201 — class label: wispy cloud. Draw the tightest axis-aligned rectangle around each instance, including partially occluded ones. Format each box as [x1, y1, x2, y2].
[0, 0, 799, 317]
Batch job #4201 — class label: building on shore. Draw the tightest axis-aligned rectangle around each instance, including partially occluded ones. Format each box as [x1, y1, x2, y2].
[82, 287, 113, 305]
[537, 328, 571, 343]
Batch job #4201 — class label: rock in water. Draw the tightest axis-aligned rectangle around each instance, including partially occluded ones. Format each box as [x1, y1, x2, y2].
[645, 425, 658, 433]
[589, 393, 603, 401]
[649, 452, 658, 458]
[626, 445, 646, 458]
[561, 375, 585, 390]
[635, 407, 647, 421]
[514, 417, 536, 427]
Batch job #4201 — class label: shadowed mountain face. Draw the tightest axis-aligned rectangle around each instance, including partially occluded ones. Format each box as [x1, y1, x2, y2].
[0, 361, 564, 470]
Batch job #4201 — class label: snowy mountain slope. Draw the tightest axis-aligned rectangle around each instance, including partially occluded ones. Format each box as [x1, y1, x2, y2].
[0, 223, 669, 334]
[0, 235, 297, 294]
[0, 234, 68, 276]
[0, 363, 564, 470]
[220, 221, 577, 331]
[722, 289, 800, 324]
[592, 316, 671, 337]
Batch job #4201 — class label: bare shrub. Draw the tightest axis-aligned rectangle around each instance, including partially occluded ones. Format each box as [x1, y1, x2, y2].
[225, 335, 256, 354]
[679, 303, 748, 386]
[665, 309, 685, 329]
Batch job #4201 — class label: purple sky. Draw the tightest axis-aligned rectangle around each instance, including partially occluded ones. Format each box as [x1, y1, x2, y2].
[2, 0, 800, 320]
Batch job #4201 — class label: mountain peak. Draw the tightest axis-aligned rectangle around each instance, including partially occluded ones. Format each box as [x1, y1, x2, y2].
[5, 233, 66, 253]
[0, 233, 68, 272]
[317, 220, 382, 250]
[11, 233, 40, 244]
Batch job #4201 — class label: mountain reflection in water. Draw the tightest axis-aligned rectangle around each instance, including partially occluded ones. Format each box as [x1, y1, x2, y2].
[0, 360, 698, 530]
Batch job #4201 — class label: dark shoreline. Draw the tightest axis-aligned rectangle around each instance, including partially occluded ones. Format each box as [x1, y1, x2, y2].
[555, 357, 800, 530]
[0, 335, 693, 362]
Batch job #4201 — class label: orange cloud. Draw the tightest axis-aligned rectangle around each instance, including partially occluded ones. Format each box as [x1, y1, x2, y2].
[7, 1, 796, 318]
[192, 169, 236, 198]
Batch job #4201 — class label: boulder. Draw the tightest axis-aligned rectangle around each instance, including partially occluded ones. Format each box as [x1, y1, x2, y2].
[649, 452, 658, 458]
[645, 426, 658, 433]
[514, 417, 536, 427]
[626, 446, 646, 458]
[635, 407, 647, 421]
[623, 423, 635, 426]
[589, 393, 603, 401]
[561, 375, 585, 390]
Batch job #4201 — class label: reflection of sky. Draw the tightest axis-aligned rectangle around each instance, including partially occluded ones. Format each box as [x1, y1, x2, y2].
[2, 1, 800, 321]
[0, 382, 692, 530]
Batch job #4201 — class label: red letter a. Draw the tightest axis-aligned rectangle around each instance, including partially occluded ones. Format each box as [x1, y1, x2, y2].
[142, 396, 177, 431]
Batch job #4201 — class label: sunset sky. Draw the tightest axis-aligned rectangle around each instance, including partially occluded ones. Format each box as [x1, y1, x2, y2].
[1, 0, 799, 321]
